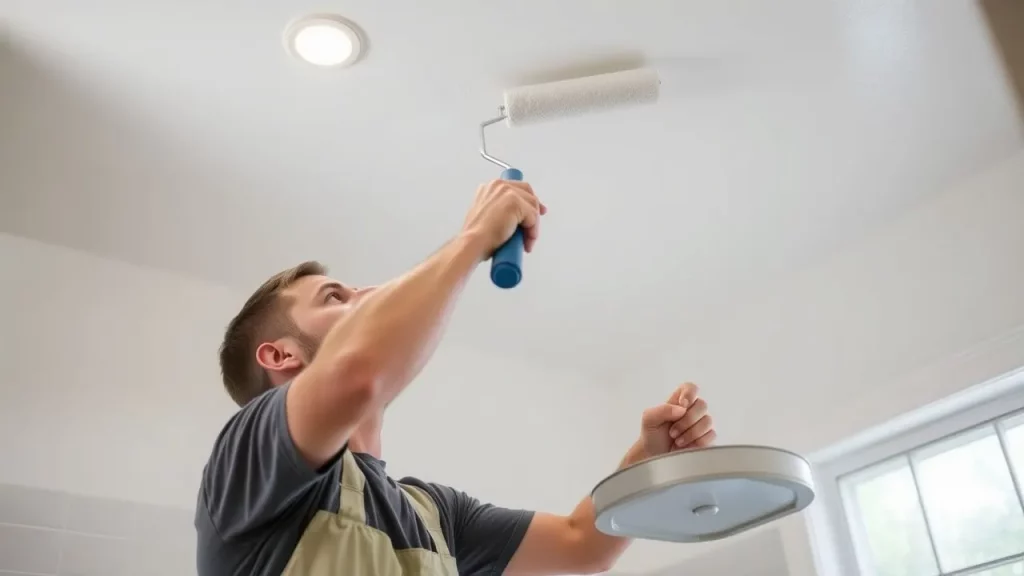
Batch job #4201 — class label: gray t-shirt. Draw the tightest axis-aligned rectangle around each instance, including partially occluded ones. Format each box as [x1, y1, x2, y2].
[195, 384, 533, 575]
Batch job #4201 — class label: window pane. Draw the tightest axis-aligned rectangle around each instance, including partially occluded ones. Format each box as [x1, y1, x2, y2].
[912, 425, 1024, 572]
[1002, 411, 1024, 499]
[840, 457, 939, 576]
[965, 560, 1024, 576]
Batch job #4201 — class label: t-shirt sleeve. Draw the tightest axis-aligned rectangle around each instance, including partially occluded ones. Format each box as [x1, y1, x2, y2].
[199, 383, 341, 540]
[430, 484, 534, 575]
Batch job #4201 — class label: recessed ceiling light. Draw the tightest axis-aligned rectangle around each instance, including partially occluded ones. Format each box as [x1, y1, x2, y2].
[284, 15, 364, 68]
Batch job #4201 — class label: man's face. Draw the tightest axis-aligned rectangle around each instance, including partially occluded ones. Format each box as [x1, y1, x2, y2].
[281, 275, 375, 362]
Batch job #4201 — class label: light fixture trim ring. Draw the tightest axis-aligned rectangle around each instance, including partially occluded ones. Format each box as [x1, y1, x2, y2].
[283, 14, 366, 68]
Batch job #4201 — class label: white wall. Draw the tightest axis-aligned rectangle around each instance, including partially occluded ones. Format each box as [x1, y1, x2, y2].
[384, 343, 622, 514]
[0, 483, 196, 576]
[656, 148, 1024, 455]
[0, 232, 616, 518]
[783, 149, 1024, 576]
[612, 149, 1024, 574]
[0, 232, 239, 507]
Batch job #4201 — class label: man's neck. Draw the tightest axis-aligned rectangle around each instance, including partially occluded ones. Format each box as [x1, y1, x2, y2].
[348, 411, 384, 459]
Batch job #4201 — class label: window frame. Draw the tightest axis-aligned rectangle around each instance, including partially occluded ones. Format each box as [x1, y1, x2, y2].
[811, 369, 1024, 576]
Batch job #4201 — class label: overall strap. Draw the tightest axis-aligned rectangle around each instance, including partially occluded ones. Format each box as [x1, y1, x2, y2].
[398, 484, 452, 557]
[339, 450, 367, 523]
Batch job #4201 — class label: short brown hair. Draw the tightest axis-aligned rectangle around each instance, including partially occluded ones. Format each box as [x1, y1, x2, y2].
[219, 261, 327, 406]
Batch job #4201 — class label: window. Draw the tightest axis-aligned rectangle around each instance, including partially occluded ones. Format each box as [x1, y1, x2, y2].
[839, 409, 1024, 576]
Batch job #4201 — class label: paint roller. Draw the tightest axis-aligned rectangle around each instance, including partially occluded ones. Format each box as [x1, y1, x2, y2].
[479, 68, 661, 288]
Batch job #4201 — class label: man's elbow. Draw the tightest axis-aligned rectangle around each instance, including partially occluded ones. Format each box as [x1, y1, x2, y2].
[568, 527, 615, 575]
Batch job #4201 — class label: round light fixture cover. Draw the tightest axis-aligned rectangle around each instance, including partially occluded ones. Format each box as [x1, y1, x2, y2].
[284, 14, 364, 68]
[592, 445, 815, 543]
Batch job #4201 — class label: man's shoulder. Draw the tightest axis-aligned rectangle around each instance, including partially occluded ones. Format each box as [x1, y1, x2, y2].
[201, 387, 287, 480]
[396, 476, 454, 504]
[393, 475, 465, 529]
[214, 387, 283, 440]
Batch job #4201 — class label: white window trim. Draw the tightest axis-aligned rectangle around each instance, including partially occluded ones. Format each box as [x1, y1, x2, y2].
[807, 367, 1024, 576]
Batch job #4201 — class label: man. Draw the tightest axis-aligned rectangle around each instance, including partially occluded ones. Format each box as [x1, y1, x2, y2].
[196, 179, 716, 575]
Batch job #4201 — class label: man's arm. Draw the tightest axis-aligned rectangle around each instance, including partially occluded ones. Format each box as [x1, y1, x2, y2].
[287, 180, 545, 469]
[504, 441, 648, 575]
[506, 384, 716, 575]
[287, 233, 482, 468]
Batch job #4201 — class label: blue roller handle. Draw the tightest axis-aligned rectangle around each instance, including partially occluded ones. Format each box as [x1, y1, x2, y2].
[490, 168, 525, 289]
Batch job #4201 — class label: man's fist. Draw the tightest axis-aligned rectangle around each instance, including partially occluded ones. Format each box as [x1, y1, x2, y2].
[639, 383, 716, 458]
[461, 179, 547, 257]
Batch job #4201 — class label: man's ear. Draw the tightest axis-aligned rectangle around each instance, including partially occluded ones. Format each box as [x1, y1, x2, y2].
[255, 339, 306, 378]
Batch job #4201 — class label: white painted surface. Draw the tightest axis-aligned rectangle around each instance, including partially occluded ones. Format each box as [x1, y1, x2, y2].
[0, 483, 196, 576]
[0, 233, 239, 507]
[2, 0, 1021, 377]
[1, 0, 1024, 574]
[645, 148, 1024, 453]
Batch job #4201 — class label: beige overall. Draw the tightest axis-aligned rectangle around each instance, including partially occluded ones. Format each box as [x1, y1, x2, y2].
[281, 451, 460, 575]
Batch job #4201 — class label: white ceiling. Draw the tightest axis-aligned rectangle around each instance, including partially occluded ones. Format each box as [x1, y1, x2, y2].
[2, 0, 1021, 377]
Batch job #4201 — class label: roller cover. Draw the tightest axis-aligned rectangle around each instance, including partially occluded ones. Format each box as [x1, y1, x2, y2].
[503, 68, 660, 127]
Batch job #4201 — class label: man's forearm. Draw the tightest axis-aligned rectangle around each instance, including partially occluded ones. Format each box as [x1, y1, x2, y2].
[509, 387, 712, 575]
[566, 439, 648, 572]
[314, 232, 487, 407]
